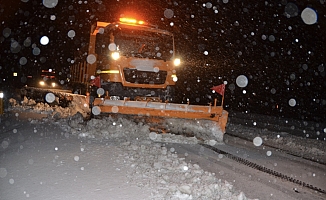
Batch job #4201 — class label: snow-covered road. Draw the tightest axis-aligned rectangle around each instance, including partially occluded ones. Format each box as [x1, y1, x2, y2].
[1, 99, 325, 199]
[165, 137, 325, 200]
[1, 109, 251, 200]
[1, 113, 153, 200]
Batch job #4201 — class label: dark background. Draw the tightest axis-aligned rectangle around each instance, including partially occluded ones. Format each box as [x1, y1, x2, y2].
[0, 0, 325, 122]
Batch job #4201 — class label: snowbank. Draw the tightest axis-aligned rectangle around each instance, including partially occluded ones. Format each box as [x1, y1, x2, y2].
[56, 116, 251, 199]
[119, 141, 247, 199]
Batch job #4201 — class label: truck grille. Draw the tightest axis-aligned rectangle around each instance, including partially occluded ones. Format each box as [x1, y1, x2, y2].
[123, 68, 167, 84]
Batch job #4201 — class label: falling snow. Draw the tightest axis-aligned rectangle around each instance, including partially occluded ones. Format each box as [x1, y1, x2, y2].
[0, 0, 325, 198]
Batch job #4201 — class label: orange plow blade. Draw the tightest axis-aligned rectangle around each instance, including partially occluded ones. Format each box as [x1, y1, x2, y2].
[93, 98, 228, 142]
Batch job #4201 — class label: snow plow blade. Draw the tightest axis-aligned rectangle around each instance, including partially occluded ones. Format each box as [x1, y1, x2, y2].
[92, 98, 228, 142]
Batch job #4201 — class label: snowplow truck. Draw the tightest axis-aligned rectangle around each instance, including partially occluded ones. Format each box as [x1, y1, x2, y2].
[70, 18, 228, 142]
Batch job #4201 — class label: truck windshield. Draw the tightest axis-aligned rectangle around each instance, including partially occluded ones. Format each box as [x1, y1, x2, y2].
[96, 26, 174, 60]
[115, 28, 174, 60]
[96, 26, 174, 61]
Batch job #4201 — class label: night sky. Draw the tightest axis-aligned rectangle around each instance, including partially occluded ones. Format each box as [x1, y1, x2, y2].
[0, 0, 325, 122]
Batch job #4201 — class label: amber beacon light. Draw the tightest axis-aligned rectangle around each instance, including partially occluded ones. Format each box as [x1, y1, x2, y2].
[119, 18, 145, 25]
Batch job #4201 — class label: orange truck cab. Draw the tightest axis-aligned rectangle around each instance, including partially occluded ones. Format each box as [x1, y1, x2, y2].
[70, 18, 181, 102]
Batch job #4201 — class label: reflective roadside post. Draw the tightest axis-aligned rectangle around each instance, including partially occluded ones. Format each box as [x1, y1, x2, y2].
[0, 91, 3, 115]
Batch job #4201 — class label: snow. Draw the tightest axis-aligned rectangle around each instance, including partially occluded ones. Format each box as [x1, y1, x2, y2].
[232, 126, 325, 162]
[1, 98, 255, 200]
[2, 96, 325, 199]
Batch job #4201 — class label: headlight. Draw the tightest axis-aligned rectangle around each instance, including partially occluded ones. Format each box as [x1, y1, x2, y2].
[173, 58, 181, 66]
[39, 81, 45, 86]
[111, 52, 120, 60]
[0, 91, 3, 98]
[51, 82, 56, 87]
[172, 74, 178, 82]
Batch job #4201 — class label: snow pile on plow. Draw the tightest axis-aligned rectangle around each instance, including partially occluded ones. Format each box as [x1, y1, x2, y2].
[162, 117, 225, 142]
[61, 114, 199, 145]
[93, 98, 228, 142]
[8, 95, 90, 118]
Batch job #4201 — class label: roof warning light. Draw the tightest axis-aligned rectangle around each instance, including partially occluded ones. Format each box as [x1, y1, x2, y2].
[119, 18, 145, 25]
